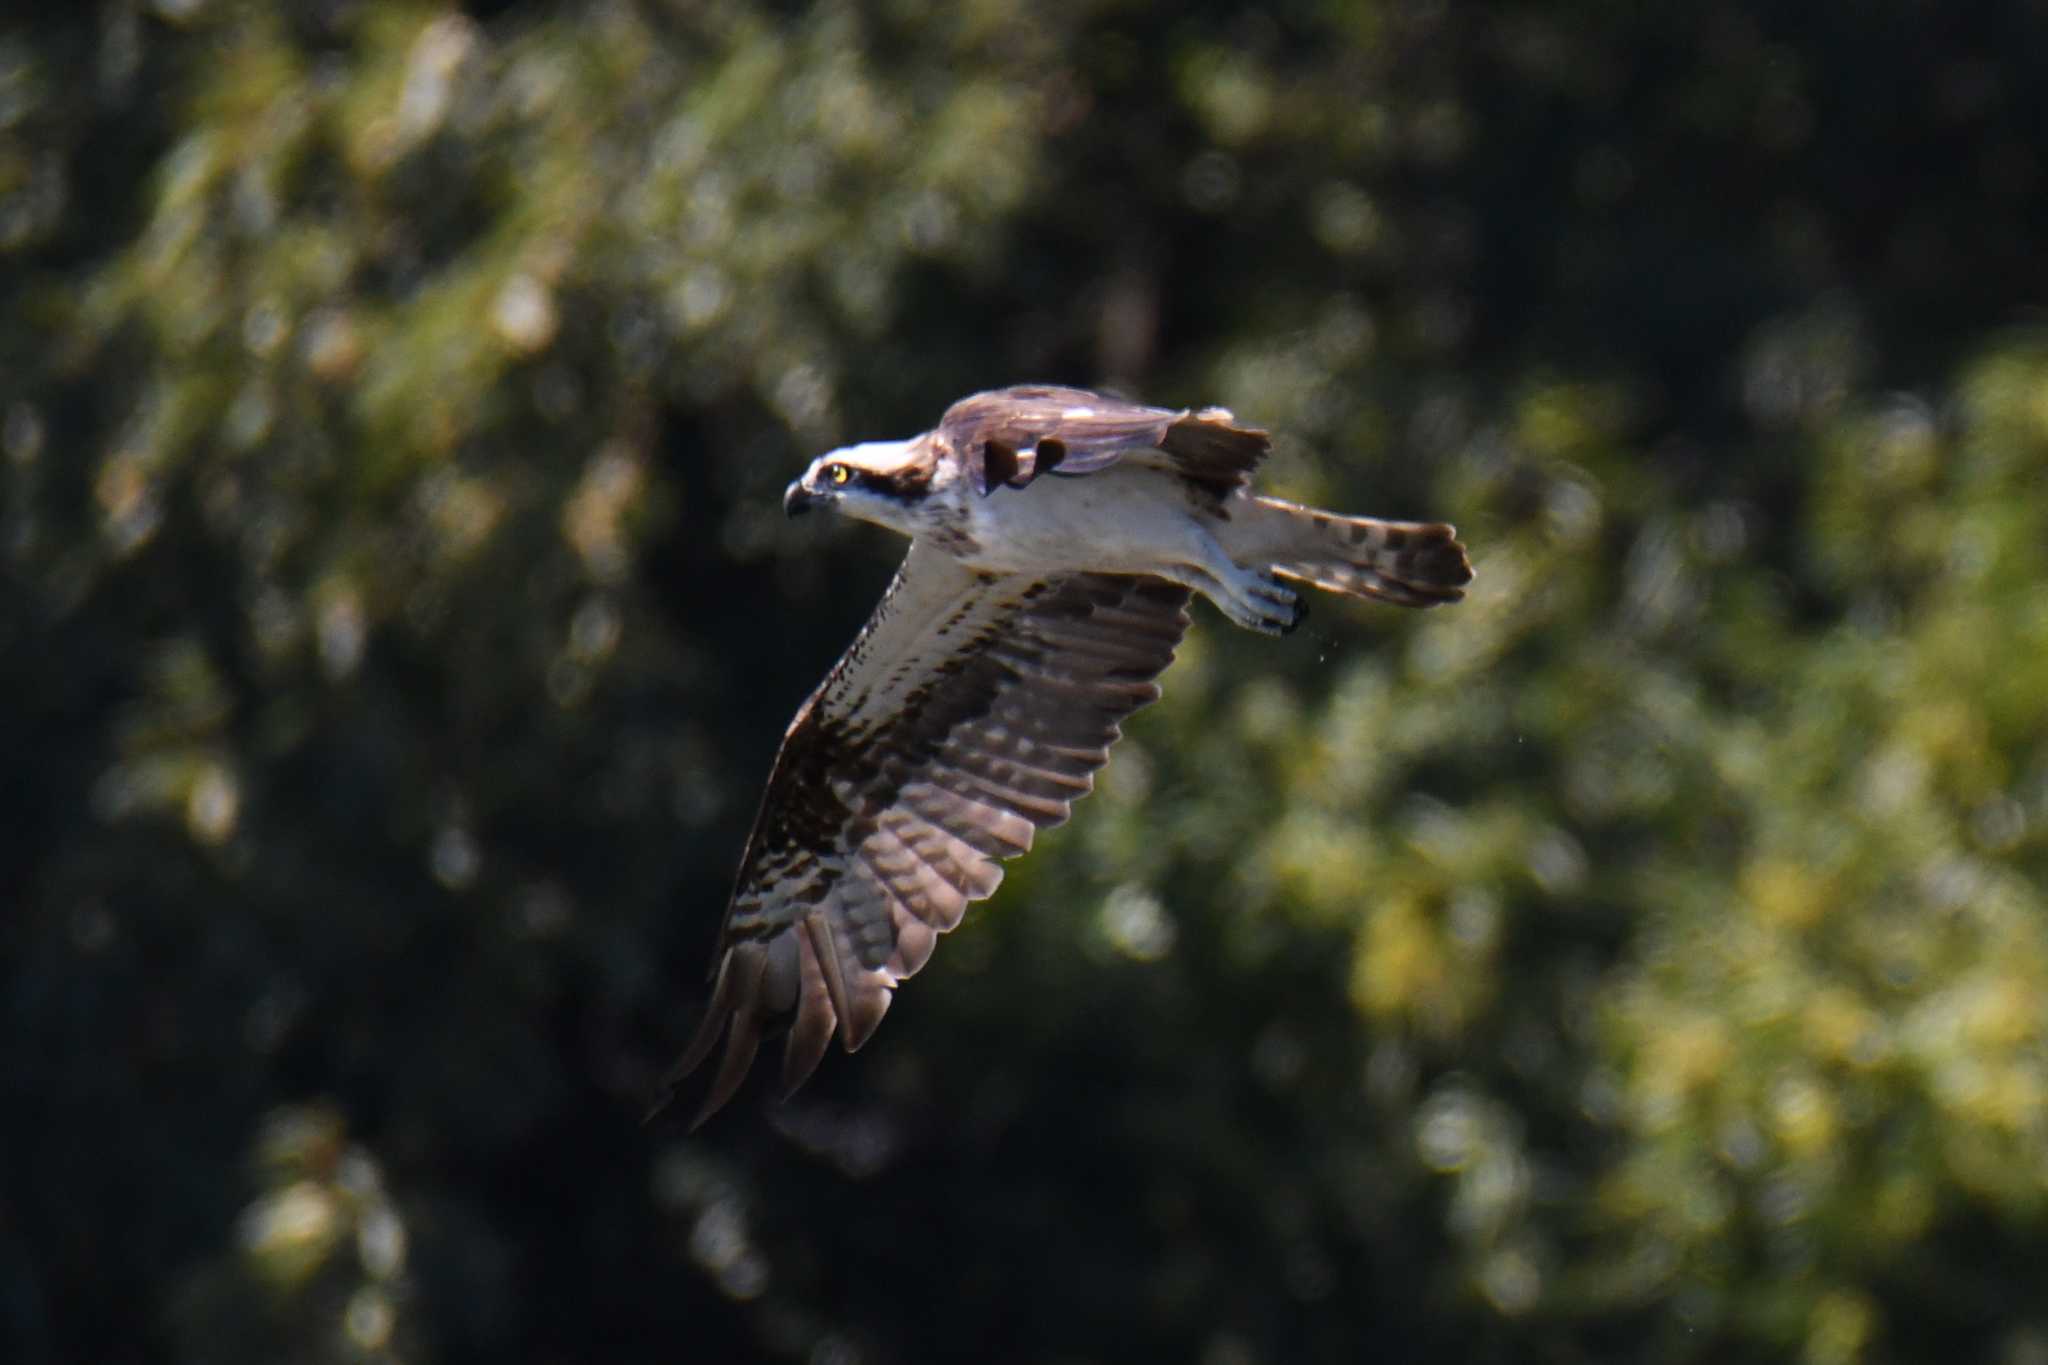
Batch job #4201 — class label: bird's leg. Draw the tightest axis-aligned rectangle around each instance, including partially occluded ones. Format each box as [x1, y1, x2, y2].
[1154, 530, 1306, 636]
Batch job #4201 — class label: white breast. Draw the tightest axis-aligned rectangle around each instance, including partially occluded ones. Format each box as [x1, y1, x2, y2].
[944, 465, 1214, 577]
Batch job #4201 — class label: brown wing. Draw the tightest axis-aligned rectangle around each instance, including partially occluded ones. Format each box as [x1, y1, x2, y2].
[659, 544, 1192, 1126]
[938, 384, 1271, 499]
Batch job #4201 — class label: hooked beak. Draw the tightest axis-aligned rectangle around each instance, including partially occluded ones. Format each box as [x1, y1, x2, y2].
[783, 479, 820, 518]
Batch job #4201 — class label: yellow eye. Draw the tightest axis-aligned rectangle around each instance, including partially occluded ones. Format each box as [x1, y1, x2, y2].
[826, 463, 853, 486]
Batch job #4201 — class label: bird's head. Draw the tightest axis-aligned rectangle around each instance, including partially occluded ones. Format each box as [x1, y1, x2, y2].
[784, 438, 937, 535]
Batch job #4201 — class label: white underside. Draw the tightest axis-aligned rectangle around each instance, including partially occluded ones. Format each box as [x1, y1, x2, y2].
[936, 465, 1301, 633]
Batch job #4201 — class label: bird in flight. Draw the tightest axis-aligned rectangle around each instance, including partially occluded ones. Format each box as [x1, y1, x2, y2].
[660, 385, 1471, 1125]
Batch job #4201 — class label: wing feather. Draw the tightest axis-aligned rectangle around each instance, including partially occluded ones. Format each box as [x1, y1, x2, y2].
[886, 904, 938, 979]
[815, 900, 894, 1050]
[778, 929, 838, 1098]
[660, 549, 1190, 1124]
[799, 914, 862, 1041]
[901, 779, 1037, 858]
[860, 823, 972, 928]
[938, 768, 1083, 823]
[686, 942, 771, 1128]
[937, 384, 1270, 497]
[878, 809, 1005, 907]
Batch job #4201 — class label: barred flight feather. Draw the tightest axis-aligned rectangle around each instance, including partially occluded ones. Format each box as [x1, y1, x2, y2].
[659, 548, 1190, 1127]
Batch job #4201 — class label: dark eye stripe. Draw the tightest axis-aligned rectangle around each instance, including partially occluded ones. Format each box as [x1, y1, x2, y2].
[853, 469, 930, 499]
[814, 461, 931, 499]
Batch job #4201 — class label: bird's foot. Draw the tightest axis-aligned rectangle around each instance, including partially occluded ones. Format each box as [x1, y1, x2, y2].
[1215, 570, 1306, 636]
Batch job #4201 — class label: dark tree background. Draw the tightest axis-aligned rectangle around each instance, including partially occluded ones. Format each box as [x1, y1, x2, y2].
[7, 2, 2048, 1361]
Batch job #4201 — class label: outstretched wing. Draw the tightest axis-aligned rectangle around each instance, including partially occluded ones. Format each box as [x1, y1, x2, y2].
[938, 384, 1271, 498]
[661, 543, 1192, 1126]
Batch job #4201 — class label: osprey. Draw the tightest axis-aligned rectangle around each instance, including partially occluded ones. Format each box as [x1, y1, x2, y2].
[661, 385, 1471, 1125]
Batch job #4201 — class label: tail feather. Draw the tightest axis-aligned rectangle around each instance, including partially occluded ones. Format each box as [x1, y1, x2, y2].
[1252, 495, 1472, 608]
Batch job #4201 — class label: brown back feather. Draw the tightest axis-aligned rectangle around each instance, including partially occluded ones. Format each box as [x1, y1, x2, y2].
[938, 384, 1269, 498]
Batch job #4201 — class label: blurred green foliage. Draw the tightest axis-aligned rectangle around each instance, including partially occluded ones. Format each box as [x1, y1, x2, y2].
[7, 2, 2048, 1362]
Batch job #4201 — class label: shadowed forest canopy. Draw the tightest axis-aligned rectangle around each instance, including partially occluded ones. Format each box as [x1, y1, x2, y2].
[6, 2, 2048, 1362]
